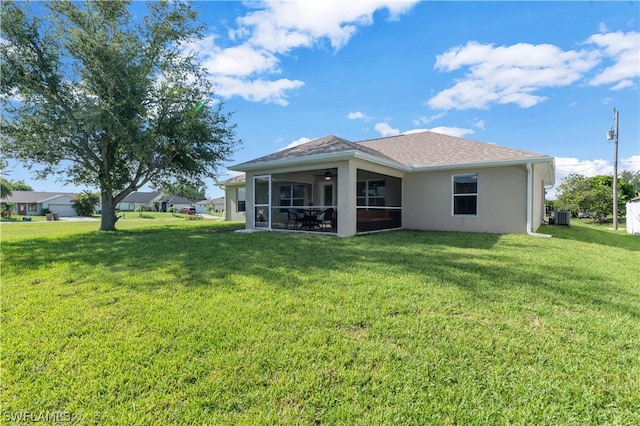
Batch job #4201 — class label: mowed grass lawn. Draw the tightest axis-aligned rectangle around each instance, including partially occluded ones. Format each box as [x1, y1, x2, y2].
[1, 219, 638, 424]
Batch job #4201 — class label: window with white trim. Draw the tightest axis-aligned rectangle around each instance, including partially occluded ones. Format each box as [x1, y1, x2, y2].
[237, 187, 246, 212]
[453, 174, 478, 215]
[279, 184, 308, 210]
[357, 179, 385, 207]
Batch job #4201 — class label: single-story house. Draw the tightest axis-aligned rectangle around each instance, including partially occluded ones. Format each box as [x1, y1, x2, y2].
[116, 191, 196, 212]
[223, 131, 555, 237]
[4, 191, 78, 216]
[117, 191, 162, 211]
[218, 175, 247, 222]
[195, 197, 225, 214]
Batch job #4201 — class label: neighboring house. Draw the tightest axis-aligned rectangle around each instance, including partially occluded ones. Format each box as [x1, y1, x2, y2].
[4, 191, 78, 217]
[195, 197, 225, 214]
[118, 191, 162, 211]
[626, 196, 640, 236]
[225, 131, 555, 237]
[117, 191, 196, 212]
[218, 175, 247, 222]
[161, 194, 196, 212]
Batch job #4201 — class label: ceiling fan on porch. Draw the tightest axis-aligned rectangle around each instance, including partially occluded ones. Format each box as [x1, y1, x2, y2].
[313, 169, 336, 181]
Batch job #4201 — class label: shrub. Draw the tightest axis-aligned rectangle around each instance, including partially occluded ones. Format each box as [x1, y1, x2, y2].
[72, 191, 100, 216]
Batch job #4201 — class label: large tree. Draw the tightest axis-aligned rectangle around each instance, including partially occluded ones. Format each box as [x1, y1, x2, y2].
[556, 173, 635, 223]
[1, 0, 238, 230]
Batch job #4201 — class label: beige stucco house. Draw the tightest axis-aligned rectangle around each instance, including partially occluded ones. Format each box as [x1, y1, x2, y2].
[4, 191, 78, 216]
[222, 131, 555, 237]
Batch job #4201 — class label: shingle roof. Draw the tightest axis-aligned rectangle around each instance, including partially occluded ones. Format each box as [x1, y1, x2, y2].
[196, 197, 224, 205]
[232, 135, 397, 168]
[358, 131, 550, 168]
[4, 191, 76, 203]
[163, 195, 195, 205]
[230, 132, 551, 172]
[121, 191, 161, 203]
[218, 174, 246, 185]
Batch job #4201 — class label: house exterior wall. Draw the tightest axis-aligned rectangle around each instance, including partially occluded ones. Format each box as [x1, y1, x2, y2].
[232, 160, 550, 236]
[116, 201, 149, 211]
[45, 195, 77, 216]
[16, 202, 42, 216]
[403, 165, 528, 234]
[224, 185, 247, 222]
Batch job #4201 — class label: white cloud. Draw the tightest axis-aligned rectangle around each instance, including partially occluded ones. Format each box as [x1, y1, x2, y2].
[211, 76, 304, 106]
[473, 119, 485, 130]
[610, 79, 634, 90]
[374, 122, 400, 137]
[587, 31, 640, 89]
[403, 128, 429, 135]
[428, 41, 600, 110]
[200, 45, 280, 77]
[428, 126, 475, 138]
[347, 111, 370, 120]
[623, 156, 640, 172]
[279, 136, 312, 151]
[237, 1, 418, 53]
[194, 1, 417, 104]
[395, 126, 475, 138]
[413, 112, 445, 125]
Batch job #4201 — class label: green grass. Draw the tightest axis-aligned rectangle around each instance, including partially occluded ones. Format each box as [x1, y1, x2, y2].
[1, 220, 638, 424]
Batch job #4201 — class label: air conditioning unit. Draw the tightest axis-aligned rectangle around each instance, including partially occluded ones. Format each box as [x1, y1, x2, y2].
[555, 210, 571, 226]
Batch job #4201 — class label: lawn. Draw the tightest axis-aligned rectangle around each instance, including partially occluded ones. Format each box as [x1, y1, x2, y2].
[1, 220, 638, 424]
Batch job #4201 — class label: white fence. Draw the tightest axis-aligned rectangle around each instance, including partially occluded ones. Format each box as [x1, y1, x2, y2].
[626, 201, 640, 236]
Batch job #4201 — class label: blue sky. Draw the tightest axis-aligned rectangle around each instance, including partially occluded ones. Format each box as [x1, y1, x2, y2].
[5, 1, 640, 199]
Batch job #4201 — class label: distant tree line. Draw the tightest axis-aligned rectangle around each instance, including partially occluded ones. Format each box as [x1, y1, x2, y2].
[550, 170, 639, 223]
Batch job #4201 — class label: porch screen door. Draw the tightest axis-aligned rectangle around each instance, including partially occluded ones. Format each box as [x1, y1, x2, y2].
[254, 175, 271, 228]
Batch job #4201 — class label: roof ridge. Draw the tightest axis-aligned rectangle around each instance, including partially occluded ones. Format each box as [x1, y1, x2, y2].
[358, 130, 542, 152]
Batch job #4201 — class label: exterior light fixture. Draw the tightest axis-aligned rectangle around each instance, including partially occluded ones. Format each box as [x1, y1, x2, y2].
[324, 170, 332, 181]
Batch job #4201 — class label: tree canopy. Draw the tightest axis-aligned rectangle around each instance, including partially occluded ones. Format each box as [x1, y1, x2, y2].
[556, 173, 635, 222]
[1, 0, 239, 230]
[4, 180, 34, 191]
[620, 170, 640, 197]
[156, 179, 208, 202]
[72, 190, 100, 217]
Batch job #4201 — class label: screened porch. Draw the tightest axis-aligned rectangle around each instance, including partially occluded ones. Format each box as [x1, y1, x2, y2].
[251, 168, 401, 235]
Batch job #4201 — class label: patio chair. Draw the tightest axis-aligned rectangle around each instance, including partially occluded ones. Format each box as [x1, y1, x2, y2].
[286, 208, 304, 230]
[314, 208, 334, 231]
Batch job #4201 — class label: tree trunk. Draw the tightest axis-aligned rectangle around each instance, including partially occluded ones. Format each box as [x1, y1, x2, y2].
[100, 191, 118, 231]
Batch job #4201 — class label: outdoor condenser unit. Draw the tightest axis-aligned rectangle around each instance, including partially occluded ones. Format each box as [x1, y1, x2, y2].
[555, 210, 571, 226]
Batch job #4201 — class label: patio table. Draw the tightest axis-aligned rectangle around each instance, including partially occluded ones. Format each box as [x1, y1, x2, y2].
[297, 208, 321, 230]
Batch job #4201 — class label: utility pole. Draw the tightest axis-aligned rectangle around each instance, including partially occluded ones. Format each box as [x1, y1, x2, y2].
[607, 108, 619, 231]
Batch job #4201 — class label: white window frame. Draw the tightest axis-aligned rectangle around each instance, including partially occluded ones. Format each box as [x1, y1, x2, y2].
[452, 174, 478, 216]
[357, 179, 386, 207]
[236, 187, 246, 212]
[278, 183, 308, 210]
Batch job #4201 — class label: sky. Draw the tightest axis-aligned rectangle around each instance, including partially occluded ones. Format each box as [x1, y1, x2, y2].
[4, 1, 640, 200]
